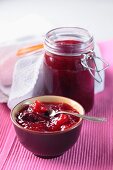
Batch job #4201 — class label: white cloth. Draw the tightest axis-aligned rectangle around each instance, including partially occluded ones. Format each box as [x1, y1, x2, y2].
[8, 51, 44, 109]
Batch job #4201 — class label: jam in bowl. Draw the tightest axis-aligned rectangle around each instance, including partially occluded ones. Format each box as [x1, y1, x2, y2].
[11, 96, 85, 158]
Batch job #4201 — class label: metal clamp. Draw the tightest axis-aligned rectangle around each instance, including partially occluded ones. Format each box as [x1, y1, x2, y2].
[81, 51, 109, 83]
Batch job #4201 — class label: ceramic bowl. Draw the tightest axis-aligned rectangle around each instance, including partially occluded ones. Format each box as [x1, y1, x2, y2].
[11, 95, 85, 158]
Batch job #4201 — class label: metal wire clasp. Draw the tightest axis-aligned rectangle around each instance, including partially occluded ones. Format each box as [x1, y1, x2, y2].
[81, 51, 109, 83]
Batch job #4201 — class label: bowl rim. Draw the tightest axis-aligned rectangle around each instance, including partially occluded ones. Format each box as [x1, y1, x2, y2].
[10, 95, 85, 135]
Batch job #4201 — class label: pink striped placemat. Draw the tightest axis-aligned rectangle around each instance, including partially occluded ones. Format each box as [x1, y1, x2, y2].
[0, 40, 113, 170]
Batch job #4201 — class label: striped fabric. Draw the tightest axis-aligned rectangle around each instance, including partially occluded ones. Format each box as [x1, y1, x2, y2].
[0, 40, 113, 170]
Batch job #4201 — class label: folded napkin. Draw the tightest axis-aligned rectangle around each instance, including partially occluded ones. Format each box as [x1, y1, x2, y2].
[8, 50, 44, 109]
[0, 36, 43, 103]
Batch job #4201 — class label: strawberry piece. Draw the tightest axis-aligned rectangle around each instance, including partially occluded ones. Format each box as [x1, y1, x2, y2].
[47, 114, 69, 131]
[29, 100, 41, 113]
[35, 100, 42, 111]
[29, 100, 48, 114]
[40, 106, 48, 113]
[57, 114, 69, 126]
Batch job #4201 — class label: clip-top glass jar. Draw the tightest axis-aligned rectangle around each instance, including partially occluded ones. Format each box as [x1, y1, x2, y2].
[42, 27, 97, 112]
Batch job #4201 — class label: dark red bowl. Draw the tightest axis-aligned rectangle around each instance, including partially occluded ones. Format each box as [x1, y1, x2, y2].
[10, 96, 85, 158]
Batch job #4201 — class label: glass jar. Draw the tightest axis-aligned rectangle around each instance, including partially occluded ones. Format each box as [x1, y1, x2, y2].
[42, 27, 97, 112]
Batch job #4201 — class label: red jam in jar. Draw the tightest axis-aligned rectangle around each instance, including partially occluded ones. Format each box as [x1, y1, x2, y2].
[16, 100, 80, 132]
[42, 27, 95, 112]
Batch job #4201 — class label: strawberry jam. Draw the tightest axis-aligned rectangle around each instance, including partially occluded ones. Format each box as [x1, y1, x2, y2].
[41, 27, 95, 113]
[16, 100, 80, 132]
[43, 42, 94, 113]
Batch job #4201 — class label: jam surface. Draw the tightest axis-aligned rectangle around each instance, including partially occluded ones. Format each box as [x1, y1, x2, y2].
[42, 40, 94, 112]
[16, 100, 80, 132]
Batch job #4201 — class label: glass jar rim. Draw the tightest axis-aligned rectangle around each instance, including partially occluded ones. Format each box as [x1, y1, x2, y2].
[45, 27, 94, 56]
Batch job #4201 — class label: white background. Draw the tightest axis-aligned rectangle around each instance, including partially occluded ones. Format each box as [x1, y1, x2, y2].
[0, 0, 113, 41]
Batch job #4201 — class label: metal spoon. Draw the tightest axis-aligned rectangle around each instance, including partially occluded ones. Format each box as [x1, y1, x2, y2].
[49, 110, 107, 122]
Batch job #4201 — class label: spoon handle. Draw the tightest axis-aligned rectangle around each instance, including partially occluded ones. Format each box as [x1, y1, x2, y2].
[79, 114, 107, 122]
[57, 111, 107, 122]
